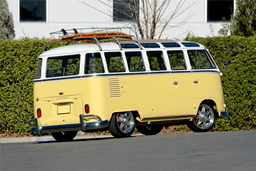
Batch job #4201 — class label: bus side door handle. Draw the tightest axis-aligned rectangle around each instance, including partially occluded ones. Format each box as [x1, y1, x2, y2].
[193, 80, 199, 84]
[173, 82, 178, 85]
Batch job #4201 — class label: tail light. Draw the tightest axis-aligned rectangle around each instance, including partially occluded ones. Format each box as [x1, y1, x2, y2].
[37, 108, 42, 118]
[85, 104, 90, 114]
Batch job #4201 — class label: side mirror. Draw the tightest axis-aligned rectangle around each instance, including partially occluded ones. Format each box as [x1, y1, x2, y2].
[223, 60, 228, 67]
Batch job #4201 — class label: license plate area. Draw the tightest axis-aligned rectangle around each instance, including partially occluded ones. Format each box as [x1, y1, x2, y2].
[57, 103, 71, 114]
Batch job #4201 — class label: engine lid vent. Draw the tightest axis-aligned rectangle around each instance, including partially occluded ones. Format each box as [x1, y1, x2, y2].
[109, 78, 121, 97]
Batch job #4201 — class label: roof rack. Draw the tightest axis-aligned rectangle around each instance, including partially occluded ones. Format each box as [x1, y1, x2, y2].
[43, 27, 178, 52]
[43, 27, 137, 52]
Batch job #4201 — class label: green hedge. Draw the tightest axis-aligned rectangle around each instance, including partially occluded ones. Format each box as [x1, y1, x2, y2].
[0, 38, 64, 135]
[0, 36, 255, 135]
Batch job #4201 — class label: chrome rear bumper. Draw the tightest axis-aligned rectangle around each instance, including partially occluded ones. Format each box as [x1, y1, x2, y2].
[28, 114, 109, 136]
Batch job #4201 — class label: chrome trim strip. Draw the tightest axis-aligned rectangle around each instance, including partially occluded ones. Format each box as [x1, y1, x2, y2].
[33, 75, 82, 83]
[33, 70, 220, 83]
[141, 115, 195, 121]
[191, 70, 218, 73]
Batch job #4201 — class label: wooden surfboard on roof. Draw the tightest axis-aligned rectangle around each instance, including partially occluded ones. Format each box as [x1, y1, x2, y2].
[48, 28, 134, 43]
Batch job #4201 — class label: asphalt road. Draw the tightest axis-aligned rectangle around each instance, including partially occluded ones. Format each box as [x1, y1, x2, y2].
[0, 131, 255, 171]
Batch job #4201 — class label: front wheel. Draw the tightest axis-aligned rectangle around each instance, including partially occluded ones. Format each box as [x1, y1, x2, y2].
[136, 125, 163, 135]
[51, 131, 77, 142]
[109, 111, 135, 138]
[187, 103, 216, 132]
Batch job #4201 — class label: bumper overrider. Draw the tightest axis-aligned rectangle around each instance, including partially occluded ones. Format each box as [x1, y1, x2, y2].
[28, 114, 109, 136]
[220, 103, 229, 118]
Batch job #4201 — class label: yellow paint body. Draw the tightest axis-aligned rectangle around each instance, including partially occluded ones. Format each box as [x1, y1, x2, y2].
[34, 72, 225, 127]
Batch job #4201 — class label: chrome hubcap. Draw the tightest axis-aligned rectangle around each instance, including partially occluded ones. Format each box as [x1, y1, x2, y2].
[193, 104, 214, 130]
[116, 112, 135, 134]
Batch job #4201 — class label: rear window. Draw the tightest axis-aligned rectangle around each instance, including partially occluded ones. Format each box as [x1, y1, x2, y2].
[35, 58, 42, 79]
[46, 54, 80, 77]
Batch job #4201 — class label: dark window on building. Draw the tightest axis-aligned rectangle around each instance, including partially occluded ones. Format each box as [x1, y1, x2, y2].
[207, 0, 234, 22]
[20, 0, 46, 22]
[113, 0, 139, 22]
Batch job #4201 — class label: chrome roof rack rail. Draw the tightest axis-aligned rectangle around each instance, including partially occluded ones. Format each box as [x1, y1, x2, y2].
[132, 37, 143, 49]
[73, 37, 102, 51]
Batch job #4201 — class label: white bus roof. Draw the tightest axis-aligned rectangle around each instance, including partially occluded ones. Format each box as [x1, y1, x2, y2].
[40, 40, 205, 57]
[40, 42, 120, 57]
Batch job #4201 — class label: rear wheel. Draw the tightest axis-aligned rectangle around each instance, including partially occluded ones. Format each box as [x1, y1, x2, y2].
[136, 125, 163, 135]
[187, 103, 216, 132]
[109, 111, 135, 138]
[51, 131, 77, 142]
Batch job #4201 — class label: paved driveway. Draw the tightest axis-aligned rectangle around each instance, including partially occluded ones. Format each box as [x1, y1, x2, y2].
[0, 131, 255, 171]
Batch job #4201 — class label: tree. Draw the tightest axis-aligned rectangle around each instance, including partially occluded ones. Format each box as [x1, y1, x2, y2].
[0, 0, 14, 39]
[80, 0, 196, 39]
[231, 0, 256, 37]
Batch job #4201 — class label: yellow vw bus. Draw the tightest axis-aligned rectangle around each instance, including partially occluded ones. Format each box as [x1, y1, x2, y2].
[29, 28, 228, 141]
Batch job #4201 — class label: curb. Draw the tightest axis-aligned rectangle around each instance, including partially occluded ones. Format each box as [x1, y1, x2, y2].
[0, 137, 35, 144]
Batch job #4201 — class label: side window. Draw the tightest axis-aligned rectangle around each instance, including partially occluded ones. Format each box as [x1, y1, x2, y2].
[125, 52, 145, 72]
[146, 51, 166, 71]
[188, 50, 216, 69]
[35, 58, 42, 79]
[85, 53, 104, 74]
[168, 51, 186, 70]
[105, 52, 125, 72]
[46, 55, 80, 77]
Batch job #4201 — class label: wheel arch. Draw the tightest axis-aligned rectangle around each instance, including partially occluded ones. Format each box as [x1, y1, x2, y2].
[110, 110, 140, 120]
[200, 99, 219, 117]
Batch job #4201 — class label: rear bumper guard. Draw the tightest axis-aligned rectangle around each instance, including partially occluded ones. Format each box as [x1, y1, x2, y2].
[28, 114, 109, 136]
[220, 104, 229, 118]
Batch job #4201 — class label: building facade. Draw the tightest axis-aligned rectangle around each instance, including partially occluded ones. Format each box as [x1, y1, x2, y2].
[7, 0, 236, 39]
